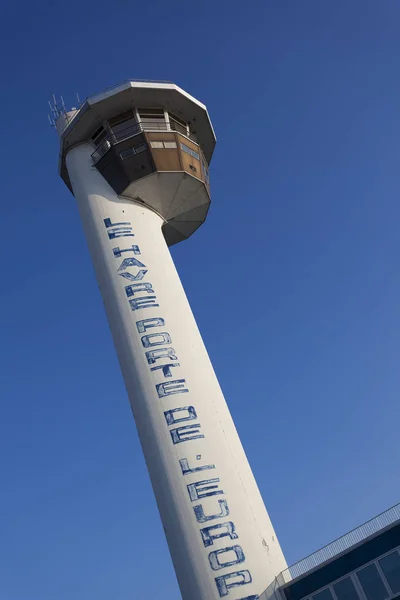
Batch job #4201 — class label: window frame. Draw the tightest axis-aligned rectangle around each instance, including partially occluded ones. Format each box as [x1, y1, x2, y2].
[300, 547, 400, 600]
[355, 549, 400, 599]
[91, 125, 108, 146]
[356, 561, 391, 600]
[119, 142, 148, 160]
[137, 108, 166, 131]
[331, 574, 362, 600]
[168, 111, 190, 137]
[150, 141, 178, 149]
[109, 110, 137, 127]
[378, 550, 400, 595]
[180, 142, 200, 161]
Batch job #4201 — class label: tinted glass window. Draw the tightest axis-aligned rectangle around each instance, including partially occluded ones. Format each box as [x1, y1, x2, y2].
[134, 143, 147, 154]
[109, 110, 136, 126]
[138, 109, 165, 130]
[169, 112, 186, 128]
[312, 588, 334, 600]
[91, 126, 107, 146]
[357, 564, 388, 600]
[120, 143, 147, 160]
[180, 143, 200, 161]
[120, 148, 135, 160]
[111, 118, 138, 139]
[169, 114, 188, 135]
[333, 577, 359, 600]
[379, 552, 400, 594]
[138, 108, 164, 117]
[109, 111, 138, 140]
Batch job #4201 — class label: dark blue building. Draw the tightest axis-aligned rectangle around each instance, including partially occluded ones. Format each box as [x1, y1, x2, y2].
[262, 504, 400, 600]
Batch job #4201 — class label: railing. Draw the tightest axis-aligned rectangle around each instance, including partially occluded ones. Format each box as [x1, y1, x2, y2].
[260, 502, 400, 599]
[91, 119, 198, 164]
[260, 576, 284, 600]
[91, 139, 112, 163]
[169, 118, 190, 137]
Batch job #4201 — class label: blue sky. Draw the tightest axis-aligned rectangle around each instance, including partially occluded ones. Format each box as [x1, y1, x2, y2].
[1, 1, 400, 598]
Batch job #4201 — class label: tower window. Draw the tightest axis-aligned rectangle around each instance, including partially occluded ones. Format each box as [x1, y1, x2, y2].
[150, 141, 177, 149]
[138, 108, 164, 118]
[202, 159, 210, 185]
[91, 126, 107, 146]
[180, 143, 200, 161]
[120, 143, 147, 160]
[169, 113, 188, 136]
[109, 111, 138, 141]
[138, 108, 166, 131]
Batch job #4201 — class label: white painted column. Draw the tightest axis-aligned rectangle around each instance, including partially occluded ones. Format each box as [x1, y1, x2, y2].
[65, 143, 287, 600]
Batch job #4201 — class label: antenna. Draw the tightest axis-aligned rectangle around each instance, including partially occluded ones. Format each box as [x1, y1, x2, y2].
[47, 93, 72, 128]
[48, 99, 56, 127]
[47, 92, 83, 128]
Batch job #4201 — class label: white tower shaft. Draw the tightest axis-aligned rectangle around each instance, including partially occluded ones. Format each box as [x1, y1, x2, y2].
[65, 143, 287, 599]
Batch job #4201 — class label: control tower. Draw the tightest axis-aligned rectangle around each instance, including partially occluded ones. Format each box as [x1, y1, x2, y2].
[55, 80, 287, 600]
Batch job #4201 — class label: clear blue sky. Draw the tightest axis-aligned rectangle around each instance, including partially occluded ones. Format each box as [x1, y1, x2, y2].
[1, 1, 400, 598]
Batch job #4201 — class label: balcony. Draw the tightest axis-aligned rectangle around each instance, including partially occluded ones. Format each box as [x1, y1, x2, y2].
[91, 118, 198, 164]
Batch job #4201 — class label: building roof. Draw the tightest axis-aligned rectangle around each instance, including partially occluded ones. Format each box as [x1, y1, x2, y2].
[261, 502, 400, 600]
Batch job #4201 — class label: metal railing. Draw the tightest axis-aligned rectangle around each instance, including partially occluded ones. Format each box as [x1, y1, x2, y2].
[91, 139, 112, 163]
[260, 576, 284, 600]
[168, 118, 190, 137]
[260, 502, 400, 599]
[91, 119, 198, 163]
